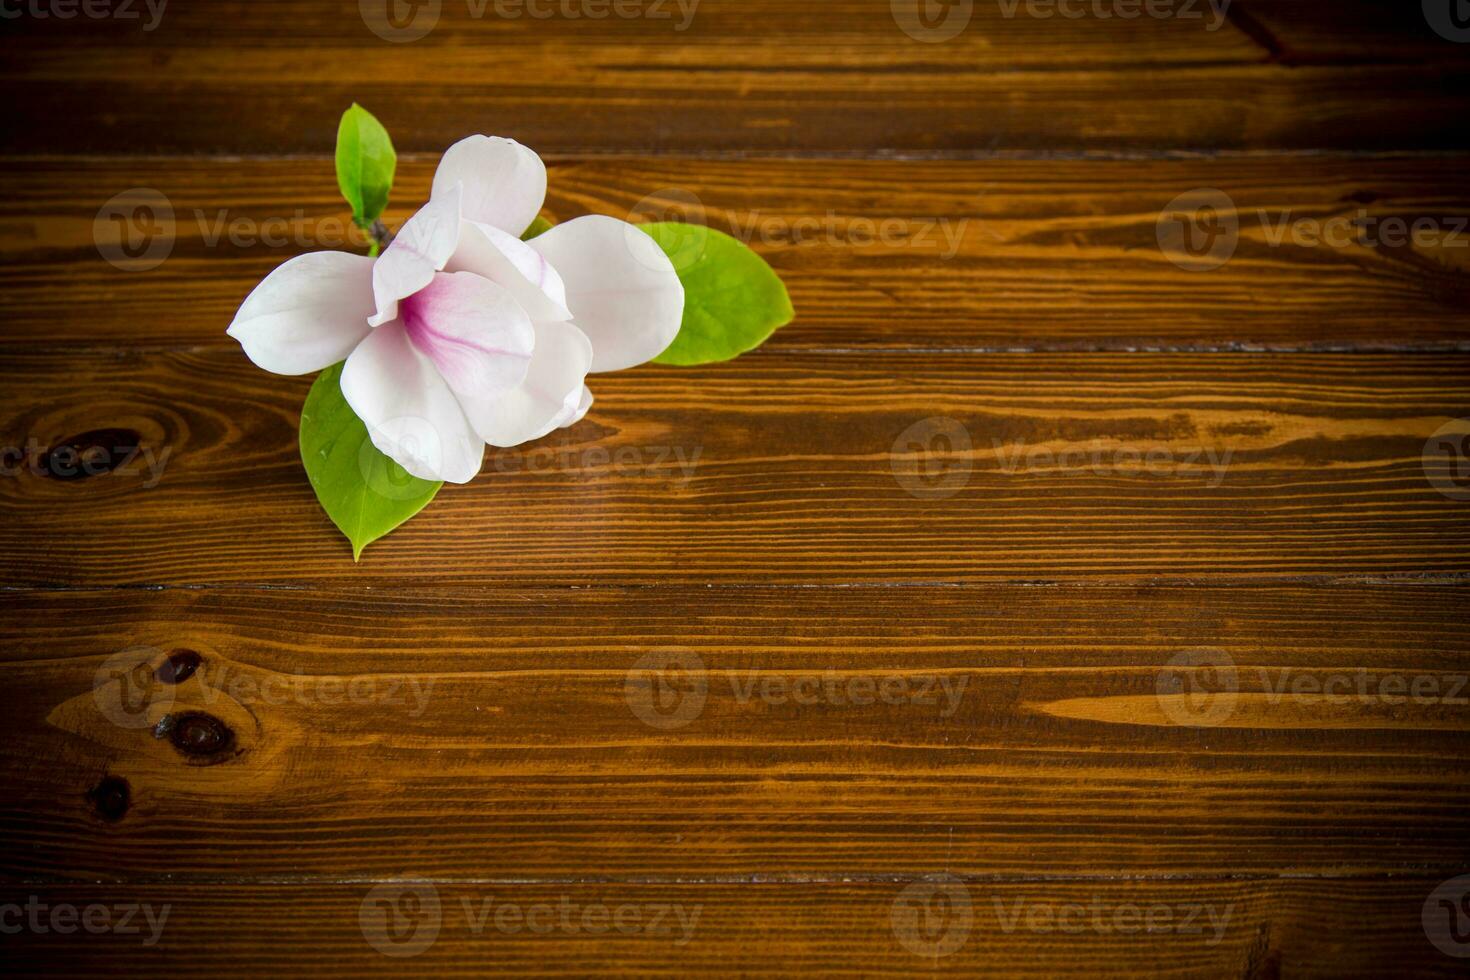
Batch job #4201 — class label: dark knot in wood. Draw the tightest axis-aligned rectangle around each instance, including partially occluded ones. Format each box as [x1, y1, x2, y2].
[42, 428, 142, 480]
[156, 711, 236, 762]
[86, 775, 130, 822]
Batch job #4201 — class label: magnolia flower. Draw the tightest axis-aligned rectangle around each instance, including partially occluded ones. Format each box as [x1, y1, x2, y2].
[227, 136, 685, 483]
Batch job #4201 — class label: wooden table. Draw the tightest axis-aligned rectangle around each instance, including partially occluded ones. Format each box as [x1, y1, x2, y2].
[3, 1, 1469, 974]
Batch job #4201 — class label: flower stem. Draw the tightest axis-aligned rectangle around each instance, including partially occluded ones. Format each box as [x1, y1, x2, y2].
[358, 219, 393, 257]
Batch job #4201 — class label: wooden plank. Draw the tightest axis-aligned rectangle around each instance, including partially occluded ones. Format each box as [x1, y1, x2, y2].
[1, 585, 1467, 880]
[9, 66, 1468, 157]
[2, 2, 1467, 154]
[7, 156, 1470, 353]
[4, 0, 1265, 62]
[0, 877, 1461, 977]
[1232, 0, 1468, 64]
[10, 1, 1469, 975]
[1, 350, 1467, 586]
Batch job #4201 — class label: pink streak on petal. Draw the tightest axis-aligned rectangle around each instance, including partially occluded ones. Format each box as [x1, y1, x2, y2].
[400, 272, 534, 397]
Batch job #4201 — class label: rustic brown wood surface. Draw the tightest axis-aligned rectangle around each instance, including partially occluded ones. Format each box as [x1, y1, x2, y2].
[3, 351, 1470, 585]
[0, 879, 1450, 976]
[3, 0, 1469, 976]
[8, 156, 1470, 352]
[4, 0, 1469, 156]
[3, 585, 1468, 882]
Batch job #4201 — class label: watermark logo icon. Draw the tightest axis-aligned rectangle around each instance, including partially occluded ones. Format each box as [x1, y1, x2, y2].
[361, 0, 441, 41]
[1157, 189, 1238, 271]
[93, 646, 175, 730]
[891, 876, 973, 957]
[1156, 648, 1239, 727]
[624, 649, 708, 730]
[891, 417, 973, 499]
[94, 188, 174, 272]
[626, 186, 708, 272]
[891, 0, 973, 41]
[359, 416, 448, 500]
[1423, 418, 1470, 501]
[360, 883, 442, 957]
[1424, 0, 1470, 42]
[1423, 875, 1470, 957]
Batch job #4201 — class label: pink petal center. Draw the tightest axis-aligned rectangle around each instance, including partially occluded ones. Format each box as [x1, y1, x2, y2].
[400, 272, 533, 396]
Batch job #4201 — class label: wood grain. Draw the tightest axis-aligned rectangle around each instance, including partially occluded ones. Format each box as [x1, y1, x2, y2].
[8, 0, 1470, 972]
[1, 350, 1467, 585]
[1, 584, 1467, 882]
[1230, 0, 1466, 65]
[7, 155, 1470, 353]
[0, 877, 1460, 977]
[3, 1, 1468, 155]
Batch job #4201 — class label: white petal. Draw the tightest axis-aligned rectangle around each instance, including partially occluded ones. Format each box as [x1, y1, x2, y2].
[401, 270, 535, 399]
[456, 321, 592, 448]
[226, 251, 374, 375]
[340, 319, 486, 484]
[446, 220, 572, 323]
[528, 215, 685, 373]
[431, 135, 546, 236]
[369, 187, 462, 327]
[559, 385, 594, 429]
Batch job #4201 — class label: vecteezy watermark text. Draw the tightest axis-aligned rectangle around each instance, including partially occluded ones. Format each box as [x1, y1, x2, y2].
[628, 188, 971, 261]
[889, 877, 1235, 958]
[992, 438, 1233, 487]
[193, 664, 436, 717]
[719, 210, 968, 259]
[360, 0, 698, 43]
[0, 0, 166, 30]
[624, 650, 969, 730]
[996, 0, 1230, 30]
[889, 417, 1235, 500]
[488, 443, 701, 481]
[95, 188, 379, 272]
[891, 0, 1231, 42]
[1155, 648, 1470, 728]
[1, 434, 171, 487]
[991, 895, 1233, 944]
[0, 897, 170, 946]
[359, 883, 699, 957]
[1157, 187, 1470, 271]
[92, 646, 437, 731]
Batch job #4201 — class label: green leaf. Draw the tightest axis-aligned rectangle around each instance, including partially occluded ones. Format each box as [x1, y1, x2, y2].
[299, 362, 441, 560]
[521, 214, 555, 240]
[335, 103, 397, 229]
[641, 222, 794, 365]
